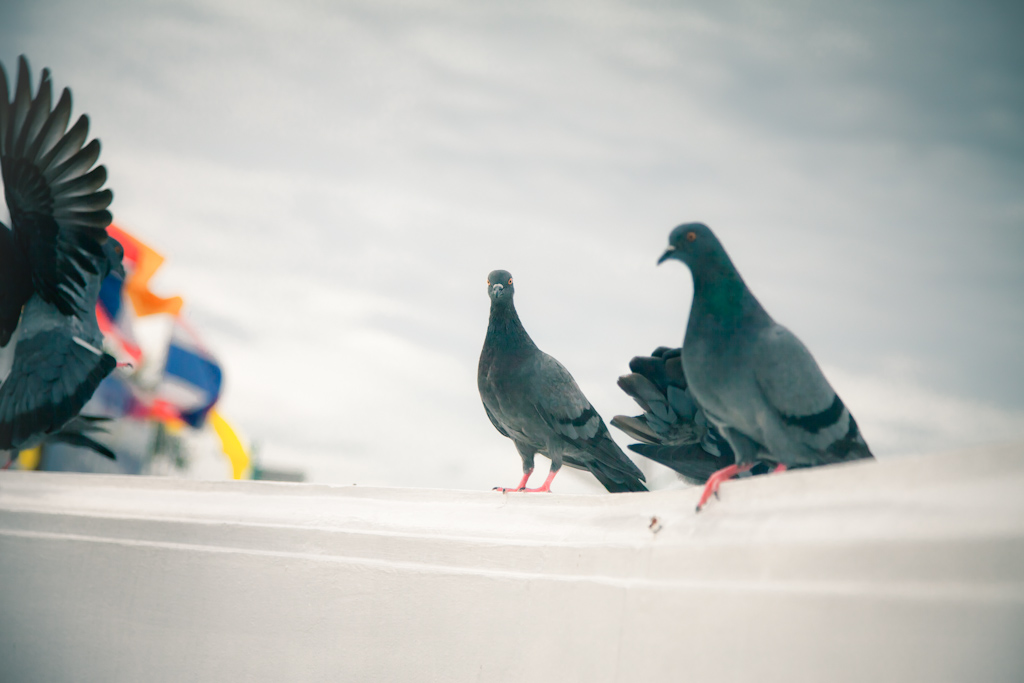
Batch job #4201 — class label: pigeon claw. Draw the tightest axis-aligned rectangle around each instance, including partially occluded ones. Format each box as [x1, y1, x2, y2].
[695, 463, 755, 513]
[494, 470, 534, 492]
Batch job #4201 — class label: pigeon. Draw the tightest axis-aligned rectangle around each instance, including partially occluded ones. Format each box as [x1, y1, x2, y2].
[658, 222, 874, 510]
[611, 345, 772, 485]
[0, 56, 124, 466]
[478, 269, 647, 493]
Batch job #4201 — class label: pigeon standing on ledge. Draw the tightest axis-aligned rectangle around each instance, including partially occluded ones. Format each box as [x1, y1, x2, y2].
[658, 223, 873, 510]
[478, 269, 647, 493]
[0, 56, 123, 465]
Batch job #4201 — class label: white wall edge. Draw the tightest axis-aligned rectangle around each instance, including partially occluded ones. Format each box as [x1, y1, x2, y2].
[2, 444, 1024, 682]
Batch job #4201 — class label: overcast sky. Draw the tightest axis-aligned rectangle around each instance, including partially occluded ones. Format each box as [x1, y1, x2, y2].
[2, 0, 1022, 491]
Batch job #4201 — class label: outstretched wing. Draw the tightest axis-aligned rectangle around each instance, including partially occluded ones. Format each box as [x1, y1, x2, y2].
[0, 56, 114, 319]
[0, 56, 121, 452]
[0, 226, 32, 345]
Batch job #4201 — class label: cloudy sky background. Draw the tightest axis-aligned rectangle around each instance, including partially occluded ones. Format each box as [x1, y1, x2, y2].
[2, 0, 1022, 491]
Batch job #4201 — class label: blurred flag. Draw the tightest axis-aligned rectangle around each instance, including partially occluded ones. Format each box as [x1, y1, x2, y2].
[96, 266, 143, 365]
[210, 410, 250, 480]
[106, 225, 184, 317]
[155, 317, 223, 428]
[91, 225, 247, 478]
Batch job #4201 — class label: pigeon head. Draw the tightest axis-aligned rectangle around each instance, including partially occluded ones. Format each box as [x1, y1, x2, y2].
[658, 222, 757, 319]
[102, 237, 126, 279]
[486, 269, 515, 304]
[657, 222, 723, 269]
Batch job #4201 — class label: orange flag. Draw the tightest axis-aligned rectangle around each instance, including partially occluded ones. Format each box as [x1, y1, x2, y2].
[107, 224, 184, 317]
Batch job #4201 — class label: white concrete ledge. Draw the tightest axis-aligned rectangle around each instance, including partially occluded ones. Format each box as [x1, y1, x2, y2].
[2, 445, 1024, 682]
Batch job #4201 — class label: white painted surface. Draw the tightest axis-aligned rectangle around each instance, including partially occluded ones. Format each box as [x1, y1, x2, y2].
[2, 445, 1024, 682]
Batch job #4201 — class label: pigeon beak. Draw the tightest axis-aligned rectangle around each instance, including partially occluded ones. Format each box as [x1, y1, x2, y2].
[657, 247, 676, 265]
[491, 283, 504, 297]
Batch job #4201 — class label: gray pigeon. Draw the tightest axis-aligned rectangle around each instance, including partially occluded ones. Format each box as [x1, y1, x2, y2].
[478, 269, 647, 493]
[0, 56, 123, 466]
[658, 223, 873, 510]
[611, 345, 772, 485]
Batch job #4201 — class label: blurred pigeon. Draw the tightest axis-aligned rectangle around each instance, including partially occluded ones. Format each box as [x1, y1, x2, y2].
[612, 345, 771, 485]
[658, 223, 873, 510]
[0, 56, 123, 466]
[478, 270, 647, 493]
[1, 415, 117, 470]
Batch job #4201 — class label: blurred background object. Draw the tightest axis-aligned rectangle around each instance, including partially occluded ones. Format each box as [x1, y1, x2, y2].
[2, 0, 1020, 490]
[12, 226, 272, 481]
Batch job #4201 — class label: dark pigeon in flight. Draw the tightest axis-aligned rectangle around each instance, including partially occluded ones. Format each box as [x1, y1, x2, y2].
[658, 222, 873, 510]
[0, 56, 124, 466]
[478, 269, 647, 493]
[611, 345, 771, 485]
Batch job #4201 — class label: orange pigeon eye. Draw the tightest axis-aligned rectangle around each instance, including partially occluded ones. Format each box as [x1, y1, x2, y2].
[508, 278, 513, 284]
[686, 231, 697, 242]
[486, 280, 490, 285]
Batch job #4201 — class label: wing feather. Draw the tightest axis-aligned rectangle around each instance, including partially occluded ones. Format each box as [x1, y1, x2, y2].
[2, 57, 116, 318]
[753, 324, 837, 422]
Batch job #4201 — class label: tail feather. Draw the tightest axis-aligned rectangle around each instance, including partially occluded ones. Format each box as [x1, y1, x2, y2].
[563, 434, 648, 493]
[47, 431, 116, 460]
[628, 442, 731, 485]
[629, 442, 773, 485]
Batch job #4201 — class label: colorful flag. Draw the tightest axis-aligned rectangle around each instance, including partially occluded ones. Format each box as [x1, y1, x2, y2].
[155, 317, 223, 428]
[106, 225, 184, 317]
[90, 225, 246, 476]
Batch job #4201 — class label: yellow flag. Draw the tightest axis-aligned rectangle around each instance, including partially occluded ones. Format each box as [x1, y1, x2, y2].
[210, 410, 249, 480]
[18, 446, 42, 470]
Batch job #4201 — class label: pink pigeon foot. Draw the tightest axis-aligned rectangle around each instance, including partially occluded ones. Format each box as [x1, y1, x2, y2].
[522, 469, 558, 492]
[494, 469, 533, 492]
[696, 463, 755, 512]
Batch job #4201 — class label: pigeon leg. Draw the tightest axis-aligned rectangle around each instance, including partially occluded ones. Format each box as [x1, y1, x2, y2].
[2, 454, 14, 470]
[494, 468, 533, 492]
[695, 463, 754, 512]
[523, 467, 559, 493]
[772, 463, 787, 474]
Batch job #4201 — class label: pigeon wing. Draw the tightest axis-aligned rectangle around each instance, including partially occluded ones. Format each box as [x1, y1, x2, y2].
[0, 227, 32, 345]
[752, 323, 870, 461]
[481, 400, 510, 438]
[613, 346, 753, 484]
[1, 57, 114, 319]
[528, 354, 605, 446]
[528, 353, 646, 491]
[753, 325, 837, 417]
[0, 324, 116, 450]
